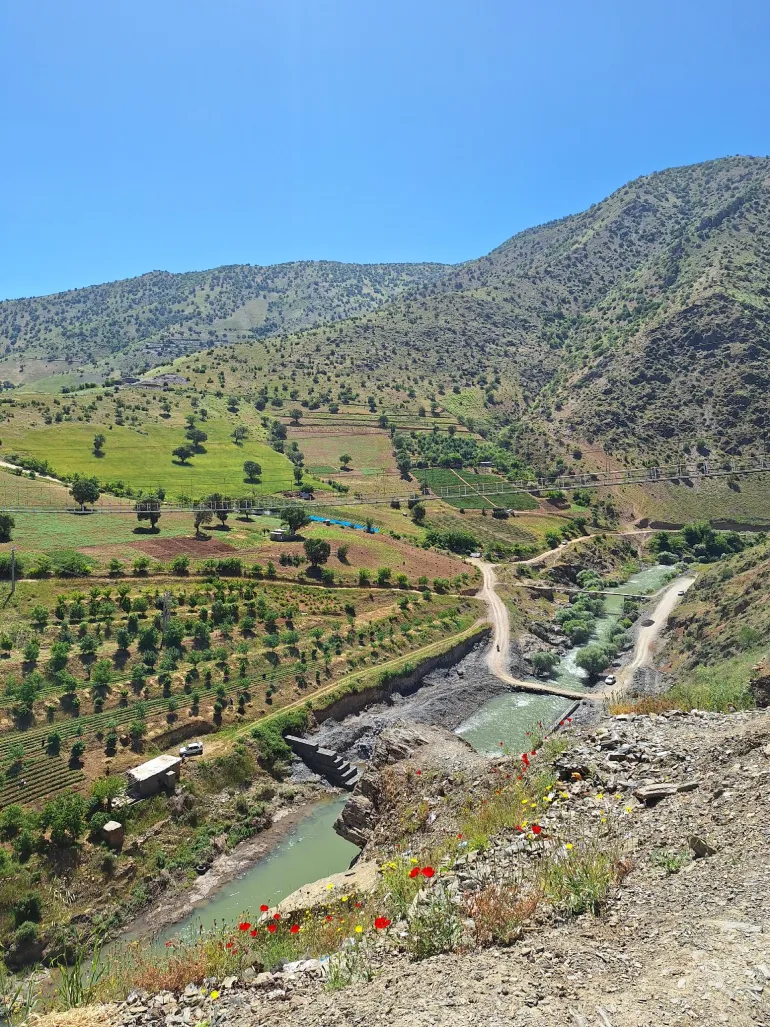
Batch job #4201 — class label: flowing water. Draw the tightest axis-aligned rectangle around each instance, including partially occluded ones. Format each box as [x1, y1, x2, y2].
[148, 797, 357, 946]
[455, 563, 673, 754]
[144, 565, 671, 946]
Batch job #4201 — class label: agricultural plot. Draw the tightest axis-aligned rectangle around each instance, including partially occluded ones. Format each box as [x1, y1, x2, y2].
[426, 508, 570, 558]
[0, 419, 302, 500]
[0, 577, 479, 806]
[291, 428, 397, 477]
[419, 467, 539, 510]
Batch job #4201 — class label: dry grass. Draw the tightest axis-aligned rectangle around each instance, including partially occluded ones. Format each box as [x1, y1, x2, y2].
[608, 695, 681, 715]
[34, 1007, 120, 1027]
[464, 882, 541, 946]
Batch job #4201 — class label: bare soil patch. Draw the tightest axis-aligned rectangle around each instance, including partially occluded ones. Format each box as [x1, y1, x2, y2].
[83, 535, 239, 560]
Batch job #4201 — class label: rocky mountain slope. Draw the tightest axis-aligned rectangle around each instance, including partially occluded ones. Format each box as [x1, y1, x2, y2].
[171, 155, 770, 464]
[6, 156, 770, 463]
[0, 261, 448, 385]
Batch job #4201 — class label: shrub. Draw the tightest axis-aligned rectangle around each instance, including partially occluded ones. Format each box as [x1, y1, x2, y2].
[0, 513, 14, 541]
[12, 892, 42, 928]
[407, 890, 462, 958]
[0, 554, 24, 579]
[170, 554, 190, 574]
[14, 921, 39, 947]
[252, 708, 309, 773]
[530, 651, 560, 675]
[51, 550, 93, 578]
[424, 528, 479, 554]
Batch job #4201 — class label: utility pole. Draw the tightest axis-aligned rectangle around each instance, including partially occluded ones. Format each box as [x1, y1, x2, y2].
[161, 591, 172, 631]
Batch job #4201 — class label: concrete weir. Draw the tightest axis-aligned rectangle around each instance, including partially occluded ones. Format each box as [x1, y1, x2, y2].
[285, 735, 359, 790]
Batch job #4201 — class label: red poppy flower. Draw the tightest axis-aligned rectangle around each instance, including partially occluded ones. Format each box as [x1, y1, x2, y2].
[290, 924, 300, 934]
[273, 913, 281, 921]
[531, 750, 537, 756]
[514, 824, 523, 832]
[457, 833, 463, 839]
[532, 824, 542, 835]
[499, 741, 503, 746]
[238, 922, 251, 932]
[325, 915, 333, 922]
[374, 917, 391, 930]
[421, 866, 435, 878]
[416, 770, 421, 775]
[260, 904, 269, 912]
[267, 923, 276, 933]
[250, 929, 258, 938]
[409, 867, 420, 878]
[226, 942, 233, 949]
[355, 902, 362, 908]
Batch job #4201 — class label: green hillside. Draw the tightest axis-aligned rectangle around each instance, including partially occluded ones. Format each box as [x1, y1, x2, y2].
[0, 260, 449, 386]
[165, 156, 770, 467]
[5, 157, 770, 470]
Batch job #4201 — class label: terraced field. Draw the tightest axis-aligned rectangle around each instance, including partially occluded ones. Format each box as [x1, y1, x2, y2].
[0, 577, 479, 806]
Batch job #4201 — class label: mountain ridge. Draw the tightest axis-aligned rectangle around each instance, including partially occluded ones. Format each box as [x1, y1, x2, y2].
[4, 155, 770, 461]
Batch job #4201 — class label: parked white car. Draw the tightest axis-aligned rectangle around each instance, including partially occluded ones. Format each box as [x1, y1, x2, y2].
[604, 675, 617, 685]
[180, 741, 204, 758]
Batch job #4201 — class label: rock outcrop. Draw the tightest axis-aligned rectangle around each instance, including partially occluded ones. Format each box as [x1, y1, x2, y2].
[334, 719, 484, 849]
[749, 659, 770, 707]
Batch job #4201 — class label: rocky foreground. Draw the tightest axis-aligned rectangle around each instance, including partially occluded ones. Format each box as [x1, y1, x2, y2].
[39, 709, 770, 1027]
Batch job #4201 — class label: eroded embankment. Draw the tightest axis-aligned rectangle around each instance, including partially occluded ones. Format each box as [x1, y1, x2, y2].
[306, 631, 508, 763]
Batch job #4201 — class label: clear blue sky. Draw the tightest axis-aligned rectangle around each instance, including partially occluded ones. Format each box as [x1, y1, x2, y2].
[2, 0, 769, 300]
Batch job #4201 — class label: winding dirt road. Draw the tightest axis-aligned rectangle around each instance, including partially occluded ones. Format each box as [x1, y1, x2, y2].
[605, 572, 696, 695]
[468, 558, 588, 700]
[469, 557, 696, 704]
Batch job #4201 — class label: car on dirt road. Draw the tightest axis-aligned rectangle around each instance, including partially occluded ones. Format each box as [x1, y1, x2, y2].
[180, 741, 204, 758]
[677, 589, 686, 596]
[604, 675, 617, 685]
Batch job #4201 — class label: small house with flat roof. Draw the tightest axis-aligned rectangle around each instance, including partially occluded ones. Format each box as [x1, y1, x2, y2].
[126, 754, 181, 798]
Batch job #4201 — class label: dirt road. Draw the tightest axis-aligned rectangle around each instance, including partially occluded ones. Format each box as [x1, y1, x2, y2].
[468, 558, 588, 700]
[606, 572, 696, 695]
[517, 527, 655, 567]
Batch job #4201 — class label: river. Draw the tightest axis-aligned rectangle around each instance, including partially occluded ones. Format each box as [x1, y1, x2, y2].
[144, 563, 671, 946]
[146, 797, 357, 947]
[455, 563, 673, 753]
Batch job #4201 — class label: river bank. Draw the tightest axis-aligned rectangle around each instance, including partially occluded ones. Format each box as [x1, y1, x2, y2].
[119, 786, 349, 944]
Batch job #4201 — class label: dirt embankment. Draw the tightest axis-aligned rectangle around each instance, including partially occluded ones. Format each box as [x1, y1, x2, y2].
[309, 635, 505, 762]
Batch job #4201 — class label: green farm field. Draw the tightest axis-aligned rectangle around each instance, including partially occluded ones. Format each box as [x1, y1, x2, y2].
[291, 428, 397, 476]
[419, 467, 540, 510]
[0, 419, 303, 499]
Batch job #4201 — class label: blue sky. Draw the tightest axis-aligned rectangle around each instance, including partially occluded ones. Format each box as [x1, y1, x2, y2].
[1, 0, 768, 300]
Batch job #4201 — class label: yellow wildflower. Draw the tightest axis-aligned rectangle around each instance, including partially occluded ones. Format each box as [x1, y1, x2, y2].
[354, 925, 363, 934]
[565, 842, 573, 850]
[210, 990, 220, 1001]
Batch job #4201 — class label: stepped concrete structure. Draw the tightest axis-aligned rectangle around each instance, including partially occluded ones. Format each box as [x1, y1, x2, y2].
[285, 735, 359, 790]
